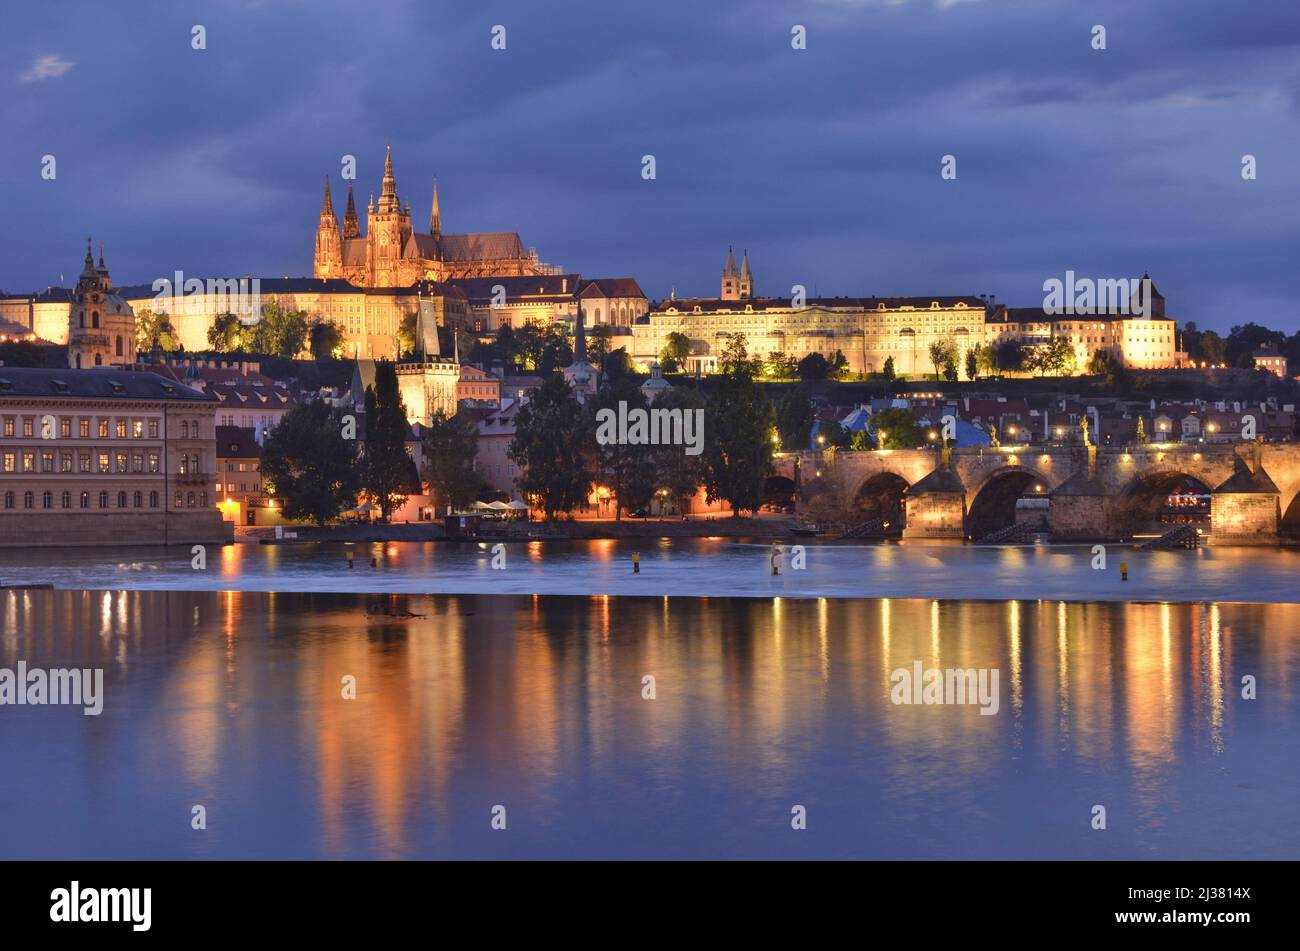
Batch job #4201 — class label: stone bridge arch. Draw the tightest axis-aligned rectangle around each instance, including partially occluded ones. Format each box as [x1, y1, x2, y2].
[964, 464, 1054, 539]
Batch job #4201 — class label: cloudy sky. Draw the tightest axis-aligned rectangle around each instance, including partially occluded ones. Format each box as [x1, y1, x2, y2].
[3, 0, 1298, 331]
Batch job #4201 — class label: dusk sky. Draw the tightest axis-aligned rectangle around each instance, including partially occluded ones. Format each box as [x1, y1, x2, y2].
[4, 0, 1299, 332]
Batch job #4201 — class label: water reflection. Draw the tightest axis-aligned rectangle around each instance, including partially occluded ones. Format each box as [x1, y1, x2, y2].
[0, 590, 1296, 859]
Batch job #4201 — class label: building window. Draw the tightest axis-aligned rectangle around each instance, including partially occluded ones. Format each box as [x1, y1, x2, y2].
[79, 452, 91, 473]
[98, 452, 110, 473]
[41, 451, 53, 473]
[115, 420, 126, 438]
[61, 491, 71, 509]
[2, 452, 12, 473]
[133, 419, 143, 438]
[186, 492, 196, 508]
[80, 492, 89, 509]
[132, 452, 143, 473]
[22, 418, 33, 437]
[148, 451, 160, 473]
[80, 418, 90, 438]
[133, 491, 142, 508]
[42, 491, 52, 510]
[98, 491, 108, 508]
[115, 452, 128, 473]
[148, 419, 159, 438]
[117, 491, 127, 508]
[150, 491, 159, 508]
[60, 453, 72, 473]
[60, 418, 71, 438]
[23, 491, 33, 509]
[2, 418, 11, 437]
[98, 419, 109, 438]
[22, 452, 34, 472]
[200, 491, 208, 508]
[3, 491, 12, 509]
[174, 491, 183, 509]
[181, 420, 190, 438]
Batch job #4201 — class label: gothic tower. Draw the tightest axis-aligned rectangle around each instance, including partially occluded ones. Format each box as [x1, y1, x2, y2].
[68, 239, 136, 369]
[342, 183, 360, 239]
[721, 246, 739, 300]
[314, 177, 343, 278]
[429, 180, 441, 238]
[739, 250, 753, 299]
[367, 146, 411, 286]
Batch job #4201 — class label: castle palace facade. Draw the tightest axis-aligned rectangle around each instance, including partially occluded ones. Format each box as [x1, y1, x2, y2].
[314, 147, 551, 287]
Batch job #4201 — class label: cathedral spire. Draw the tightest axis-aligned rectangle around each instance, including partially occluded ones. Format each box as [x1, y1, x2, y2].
[321, 176, 336, 218]
[83, 237, 94, 273]
[343, 183, 360, 238]
[379, 145, 398, 213]
[740, 249, 751, 280]
[429, 179, 441, 235]
[724, 245, 737, 277]
[574, 301, 587, 363]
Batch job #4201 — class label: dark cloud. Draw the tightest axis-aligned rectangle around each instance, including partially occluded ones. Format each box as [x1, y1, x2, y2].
[1, 0, 1298, 332]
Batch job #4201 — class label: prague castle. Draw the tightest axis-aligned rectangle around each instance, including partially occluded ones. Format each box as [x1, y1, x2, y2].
[628, 250, 1184, 379]
[313, 146, 550, 287]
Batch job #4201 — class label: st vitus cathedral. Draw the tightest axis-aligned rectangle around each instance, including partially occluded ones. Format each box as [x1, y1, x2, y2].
[313, 146, 547, 287]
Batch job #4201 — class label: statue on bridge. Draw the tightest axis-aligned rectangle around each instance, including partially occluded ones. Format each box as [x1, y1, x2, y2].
[1080, 415, 1091, 448]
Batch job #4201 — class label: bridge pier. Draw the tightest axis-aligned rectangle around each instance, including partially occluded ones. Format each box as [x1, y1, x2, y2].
[902, 468, 966, 539]
[1209, 464, 1280, 545]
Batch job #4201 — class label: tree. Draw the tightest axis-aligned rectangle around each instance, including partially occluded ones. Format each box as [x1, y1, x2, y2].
[308, 319, 344, 361]
[765, 351, 796, 379]
[420, 410, 485, 513]
[247, 300, 308, 357]
[1029, 338, 1076, 377]
[775, 389, 814, 450]
[1225, 322, 1285, 368]
[509, 372, 595, 519]
[602, 347, 632, 385]
[881, 356, 896, 382]
[993, 339, 1025, 372]
[965, 348, 978, 381]
[720, 332, 755, 377]
[207, 312, 242, 352]
[828, 349, 849, 381]
[797, 352, 831, 381]
[928, 339, 957, 381]
[135, 308, 179, 354]
[588, 325, 613, 366]
[396, 311, 418, 358]
[589, 376, 657, 519]
[651, 385, 707, 515]
[660, 331, 691, 372]
[702, 358, 775, 515]
[361, 360, 412, 522]
[259, 400, 360, 526]
[869, 407, 925, 449]
[942, 351, 959, 383]
[1087, 349, 1130, 388]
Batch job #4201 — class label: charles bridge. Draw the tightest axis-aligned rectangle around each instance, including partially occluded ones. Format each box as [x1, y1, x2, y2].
[780, 440, 1300, 544]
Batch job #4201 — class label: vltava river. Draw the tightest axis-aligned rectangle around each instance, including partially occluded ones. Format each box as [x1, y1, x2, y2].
[1, 589, 1295, 859]
[2, 538, 1300, 601]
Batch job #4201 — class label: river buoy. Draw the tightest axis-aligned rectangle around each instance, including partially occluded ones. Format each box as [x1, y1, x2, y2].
[1120, 561, 1128, 581]
[632, 552, 641, 574]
